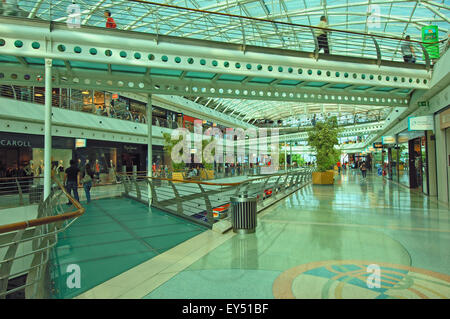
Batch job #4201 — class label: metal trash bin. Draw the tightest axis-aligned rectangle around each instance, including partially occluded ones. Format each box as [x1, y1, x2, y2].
[230, 193, 257, 234]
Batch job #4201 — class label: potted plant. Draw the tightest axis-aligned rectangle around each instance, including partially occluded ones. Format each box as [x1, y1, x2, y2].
[163, 132, 186, 182]
[200, 137, 215, 180]
[307, 116, 341, 185]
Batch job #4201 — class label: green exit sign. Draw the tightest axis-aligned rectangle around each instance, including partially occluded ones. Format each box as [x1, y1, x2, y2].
[418, 101, 429, 107]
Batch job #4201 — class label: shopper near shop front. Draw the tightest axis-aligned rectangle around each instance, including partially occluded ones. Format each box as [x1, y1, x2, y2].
[81, 163, 94, 204]
[64, 160, 80, 205]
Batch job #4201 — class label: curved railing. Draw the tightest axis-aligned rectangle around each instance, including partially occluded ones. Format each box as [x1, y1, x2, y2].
[10, 0, 447, 69]
[0, 178, 84, 299]
[118, 167, 314, 228]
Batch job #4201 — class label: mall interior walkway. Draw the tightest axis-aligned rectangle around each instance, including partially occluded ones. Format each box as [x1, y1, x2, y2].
[50, 197, 207, 299]
[75, 170, 450, 299]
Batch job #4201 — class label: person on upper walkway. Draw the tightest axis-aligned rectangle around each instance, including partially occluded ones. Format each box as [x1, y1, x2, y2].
[314, 16, 330, 55]
[104, 10, 117, 29]
[401, 35, 416, 63]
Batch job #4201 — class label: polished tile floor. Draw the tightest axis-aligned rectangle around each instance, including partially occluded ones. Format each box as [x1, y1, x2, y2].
[139, 170, 450, 299]
[50, 197, 207, 299]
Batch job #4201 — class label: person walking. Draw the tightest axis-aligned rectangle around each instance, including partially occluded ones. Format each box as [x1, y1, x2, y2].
[104, 10, 117, 29]
[64, 160, 80, 205]
[81, 163, 94, 204]
[401, 35, 416, 63]
[337, 161, 341, 174]
[314, 16, 330, 54]
[360, 161, 367, 179]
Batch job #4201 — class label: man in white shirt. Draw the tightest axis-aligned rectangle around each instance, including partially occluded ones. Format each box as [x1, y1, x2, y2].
[401, 35, 416, 63]
[315, 16, 330, 54]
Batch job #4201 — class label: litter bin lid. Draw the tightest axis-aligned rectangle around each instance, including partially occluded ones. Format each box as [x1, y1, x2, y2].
[230, 193, 257, 203]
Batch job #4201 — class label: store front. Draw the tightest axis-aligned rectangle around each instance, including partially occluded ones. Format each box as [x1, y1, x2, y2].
[183, 115, 197, 133]
[396, 130, 428, 193]
[440, 108, 450, 202]
[74, 139, 146, 178]
[0, 132, 74, 179]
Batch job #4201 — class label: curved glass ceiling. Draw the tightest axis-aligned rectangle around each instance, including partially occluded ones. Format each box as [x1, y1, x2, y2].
[15, 0, 449, 125]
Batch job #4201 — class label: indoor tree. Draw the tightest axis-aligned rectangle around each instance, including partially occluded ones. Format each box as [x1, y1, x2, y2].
[162, 132, 186, 172]
[307, 116, 341, 172]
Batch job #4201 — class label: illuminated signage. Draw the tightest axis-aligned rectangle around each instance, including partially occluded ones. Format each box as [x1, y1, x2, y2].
[112, 94, 119, 99]
[373, 142, 383, 149]
[75, 138, 86, 148]
[381, 136, 396, 144]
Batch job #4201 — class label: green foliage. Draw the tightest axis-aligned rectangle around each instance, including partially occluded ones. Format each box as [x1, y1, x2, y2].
[279, 152, 286, 165]
[163, 132, 186, 171]
[291, 154, 306, 166]
[202, 138, 215, 170]
[307, 116, 341, 172]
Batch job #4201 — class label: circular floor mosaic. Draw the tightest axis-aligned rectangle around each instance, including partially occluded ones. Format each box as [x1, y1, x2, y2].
[273, 260, 450, 299]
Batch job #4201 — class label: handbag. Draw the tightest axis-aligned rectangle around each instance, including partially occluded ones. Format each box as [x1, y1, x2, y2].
[81, 170, 92, 184]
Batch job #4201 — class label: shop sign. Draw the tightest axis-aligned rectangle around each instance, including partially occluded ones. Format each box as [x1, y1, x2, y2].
[0, 139, 31, 147]
[381, 136, 396, 144]
[422, 25, 440, 59]
[112, 94, 119, 99]
[0, 133, 74, 149]
[123, 145, 138, 153]
[408, 115, 434, 131]
[75, 138, 86, 148]
[373, 142, 383, 149]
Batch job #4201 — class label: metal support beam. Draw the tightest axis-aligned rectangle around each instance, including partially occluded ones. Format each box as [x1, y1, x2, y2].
[290, 143, 292, 166]
[147, 94, 153, 206]
[44, 59, 52, 200]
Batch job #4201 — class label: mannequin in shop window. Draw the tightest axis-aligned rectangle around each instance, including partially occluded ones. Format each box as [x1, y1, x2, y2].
[23, 161, 33, 177]
[109, 159, 117, 183]
[95, 159, 100, 183]
[36, 160, 44, 177]
[56, 160, 65, 181]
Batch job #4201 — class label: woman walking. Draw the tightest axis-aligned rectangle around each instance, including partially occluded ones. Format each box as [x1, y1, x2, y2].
[360, 161, 367, 179]
[81, 163, 94, 204]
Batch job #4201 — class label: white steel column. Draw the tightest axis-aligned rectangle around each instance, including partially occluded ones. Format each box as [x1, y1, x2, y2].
[147, 94, 153, 206]
[284, 143, 287, 171]
[43, 59, 52, 200]
[290, 143, 292, 168]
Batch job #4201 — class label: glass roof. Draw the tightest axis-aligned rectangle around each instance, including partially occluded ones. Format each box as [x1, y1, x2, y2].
[19, 0, 449, 53]
[15, 0, 449, 125]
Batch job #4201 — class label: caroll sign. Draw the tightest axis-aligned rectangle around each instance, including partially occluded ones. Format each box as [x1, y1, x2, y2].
[0, 139, 32, 147]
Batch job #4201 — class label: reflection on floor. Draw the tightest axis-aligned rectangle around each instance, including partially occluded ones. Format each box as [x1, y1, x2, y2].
[50, 197, 207, 299]
[139, 170, 450, 299]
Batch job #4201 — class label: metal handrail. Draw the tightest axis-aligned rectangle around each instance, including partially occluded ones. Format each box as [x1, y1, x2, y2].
[118, 167, 314, 228]
[0, 178, 85, 234]
[0, 177, 84, 299]
[14, 0, 444, 66]
[129, 1, 445, 47]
